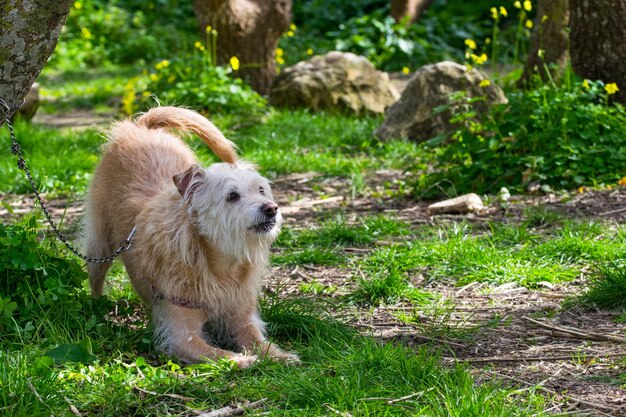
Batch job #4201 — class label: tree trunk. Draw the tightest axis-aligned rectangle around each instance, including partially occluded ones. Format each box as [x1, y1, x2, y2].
[192, 0, 291, 96]
[519, 0, 569, 86]
[570, 0, 626, 103]
[390, 0, 433, 24]
[0, 0, 72, 120]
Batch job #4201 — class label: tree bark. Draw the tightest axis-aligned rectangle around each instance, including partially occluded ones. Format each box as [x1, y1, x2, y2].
[569, 0, 626, 103]
[0, 0, 72, 120]
[519, 0, 569, 86]
[192, 0, 291, 96]
[390, 0, 434, 25]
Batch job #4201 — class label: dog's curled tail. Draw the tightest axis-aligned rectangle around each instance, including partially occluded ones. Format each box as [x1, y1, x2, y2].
[135, 106, 237, 164]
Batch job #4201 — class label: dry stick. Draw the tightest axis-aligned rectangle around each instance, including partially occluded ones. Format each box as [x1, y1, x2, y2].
[523, 316, 626, 343]
[132, 385, 195, 402]
[360, 388, 435, 404]
[64, 397, 82, 416]
[27, 380, 45, 404]
[452, 352, 626, 363]
[197, 398, 267, 417]
[485, 371, 619, 416]
[598, 206, 626, 216]
[323, 404, 354, 417]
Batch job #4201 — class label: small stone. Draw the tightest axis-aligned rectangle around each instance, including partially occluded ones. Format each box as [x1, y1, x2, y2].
[428, 193, 485, 215]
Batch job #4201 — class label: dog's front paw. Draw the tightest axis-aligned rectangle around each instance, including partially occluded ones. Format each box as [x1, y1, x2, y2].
[230, 354, 258, 369]
[268, 349, 301, 365]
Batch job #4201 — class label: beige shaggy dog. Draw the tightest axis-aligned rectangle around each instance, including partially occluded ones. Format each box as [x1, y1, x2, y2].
[84, 106, 298, 367]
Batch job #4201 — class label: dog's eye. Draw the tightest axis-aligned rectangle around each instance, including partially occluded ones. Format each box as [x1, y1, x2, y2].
[259, 186, 265, 196]
[227, 191, 240, 202]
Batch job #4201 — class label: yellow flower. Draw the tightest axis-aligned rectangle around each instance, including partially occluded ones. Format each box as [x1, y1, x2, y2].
[479, 79, 491, 88]
[464, 39, 477, 50]
[541, 15, 549, 23]
[230, 56, 240, 71]
[306, 48, 314, 56]
[275, 48, 284, 56]
[287, 30, 295, 37]
[485, 37, 491, 45]
[81, 27, 92, 40]
[514, 1, 521, 9]
[276, 56, 285, 65]
[605, 83, 619, 95]
[618, 176, 626, 186]
[525, 19, 533, 29]
[149, 73, 159, 82]
[499, 6, 507, 17]
[471, 53, 488, 65]
[74, 1, 82, 9]
[490, 7, 498, 19]
[142, 91, 151, 98]
[194, 41, 203, 50]
[289, 23, 297, 31]
[155, 59, 170, 70]
[577, 186, 585, 194]
[205, 25, 212, 34]
[523, 0, 532, 11]
[402, 67, 410, 75]
[582, 79, 590, 89]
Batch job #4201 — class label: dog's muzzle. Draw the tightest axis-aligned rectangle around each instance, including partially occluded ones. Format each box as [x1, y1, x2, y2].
[250, 202, 279, 233]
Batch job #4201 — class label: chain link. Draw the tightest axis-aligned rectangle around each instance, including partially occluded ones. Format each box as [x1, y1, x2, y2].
[1, 98, 135, 263]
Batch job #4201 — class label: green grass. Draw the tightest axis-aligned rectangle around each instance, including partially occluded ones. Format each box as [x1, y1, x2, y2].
[347, 219, 626, 304]
[0, 120, 102, 195]
[38, 66, 142, 113]
[0, 297, 549, 417]
[577, 262, 626, 310]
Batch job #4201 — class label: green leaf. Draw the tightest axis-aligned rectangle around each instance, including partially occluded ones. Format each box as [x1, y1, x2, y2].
[45, 337, 96, 365]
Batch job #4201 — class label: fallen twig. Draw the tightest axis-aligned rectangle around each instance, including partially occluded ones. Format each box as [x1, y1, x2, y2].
[523, 316, 626, 343]
[451, 352, 625, 363]
[323, 404, 353, 417]
[360, 388, 434, 405]
[485, 371, 619, 415]
[132, 385, 195, 402]
[197, 398, 267, 417]
[598, 207, 626, 216]
[64, 397, 82, 416]
[27, 380, 45, 405]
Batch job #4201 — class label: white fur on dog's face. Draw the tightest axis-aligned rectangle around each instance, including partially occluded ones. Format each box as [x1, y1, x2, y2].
[183, 161, 282, 260]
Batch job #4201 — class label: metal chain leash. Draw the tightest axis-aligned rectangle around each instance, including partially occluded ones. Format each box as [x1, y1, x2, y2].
[0, 98, 135, 263]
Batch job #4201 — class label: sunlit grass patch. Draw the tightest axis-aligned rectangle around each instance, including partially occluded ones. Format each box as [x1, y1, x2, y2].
[0, 120, 101, 195]
[39, 66, 141, 112]
[216, 110, 426, 178]
[577, 261, 626, 310]
[272, 215, 410, 267]
[352, 221, 626, 305]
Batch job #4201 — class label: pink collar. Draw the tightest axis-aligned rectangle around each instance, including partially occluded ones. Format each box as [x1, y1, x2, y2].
[151, 285, 206, 309]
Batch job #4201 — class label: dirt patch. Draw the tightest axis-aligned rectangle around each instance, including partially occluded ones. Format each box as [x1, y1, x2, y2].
[32, 109, 115, 129]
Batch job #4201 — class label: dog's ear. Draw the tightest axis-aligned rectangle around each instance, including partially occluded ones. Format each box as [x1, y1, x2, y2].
[173, 164, 206, 199]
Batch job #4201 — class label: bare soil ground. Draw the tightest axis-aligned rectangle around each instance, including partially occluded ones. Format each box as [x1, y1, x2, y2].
[2, 170, 625, 416]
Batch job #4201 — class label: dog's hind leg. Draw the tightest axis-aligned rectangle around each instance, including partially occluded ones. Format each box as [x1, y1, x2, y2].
[83, 213, 113, 297]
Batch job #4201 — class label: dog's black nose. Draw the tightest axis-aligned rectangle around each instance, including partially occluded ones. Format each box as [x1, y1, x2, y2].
[261, 202, 278, 217]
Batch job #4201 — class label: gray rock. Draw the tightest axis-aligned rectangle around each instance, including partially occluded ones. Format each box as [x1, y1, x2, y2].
[270, 51, 399, 114]
[375, 61, 507, 142]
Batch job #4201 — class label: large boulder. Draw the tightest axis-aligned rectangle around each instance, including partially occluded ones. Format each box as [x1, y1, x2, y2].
[270, 51, 399, 114]
[375, 61, 507, 142]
